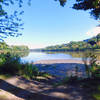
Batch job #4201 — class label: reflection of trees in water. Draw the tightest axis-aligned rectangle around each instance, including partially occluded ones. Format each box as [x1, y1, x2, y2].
[10, 51, 29, 57]
[44, 51, 100, 60]
[66, 52, 83, 58]
[45, 51, 83, 58]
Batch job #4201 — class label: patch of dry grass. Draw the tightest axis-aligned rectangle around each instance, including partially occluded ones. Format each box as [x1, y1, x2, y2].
[0, 74, 12, 80]
[0, 95, 7, 100]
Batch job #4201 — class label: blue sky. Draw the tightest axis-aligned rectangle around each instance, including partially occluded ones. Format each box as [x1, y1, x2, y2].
[5, 0, 100, 49]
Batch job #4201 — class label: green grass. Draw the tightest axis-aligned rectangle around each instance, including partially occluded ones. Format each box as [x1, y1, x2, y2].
[0, 74, 12, 80]
[93, 93, 100, 100]
[40, 72, 51, 78]
[0, 52, 52, 81]
[93, 86, 100, 100]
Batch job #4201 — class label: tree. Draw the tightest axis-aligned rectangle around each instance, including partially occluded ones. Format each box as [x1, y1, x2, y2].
[0, 0, 30, 41]
[88, 40, 96, 46]
[57, 0, 100, 19]
[96, 33, 100, 42]
[0, 0, 99, 41]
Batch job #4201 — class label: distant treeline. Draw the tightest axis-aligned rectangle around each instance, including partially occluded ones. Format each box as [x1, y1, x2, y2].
[0, 42, 29, 52]
[42, 33, 100, 52]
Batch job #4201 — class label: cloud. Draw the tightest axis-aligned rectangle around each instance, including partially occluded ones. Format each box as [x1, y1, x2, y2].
[86, 26, 100, 37]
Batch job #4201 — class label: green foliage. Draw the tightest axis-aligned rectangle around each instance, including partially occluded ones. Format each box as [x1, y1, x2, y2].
[82, 51, 100, 79]
[0, 52, 51, 80]
[0, 52, 21, 75]
[20, 63, 39, 79]
[11, 45, 29, 52]
[93, 93, 100, 100]
[93, 85, 100, 100]
[56, 0, 100, 19]
[0, 0, 31, 40]
[42, 33, 100, 52]
[0, 41, 29, 53]
[0, 74, 12, 80]
[0, 0, 99, 41]
[0, 52, 39, 78]
[73, 0, 100, 19]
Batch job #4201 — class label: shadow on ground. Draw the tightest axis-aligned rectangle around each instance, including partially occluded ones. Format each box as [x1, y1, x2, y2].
[0, 76, 94, 100]
[0, 62, 94, 100]
[0, 79, 67, 100]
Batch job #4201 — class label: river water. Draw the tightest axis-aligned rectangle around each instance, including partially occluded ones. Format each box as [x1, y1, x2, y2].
[20, 51, 100, 77]
[21, 51, 83, 63]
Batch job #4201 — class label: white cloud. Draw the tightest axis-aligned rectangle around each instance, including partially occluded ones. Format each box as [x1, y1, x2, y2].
[86, 26, 100, 37]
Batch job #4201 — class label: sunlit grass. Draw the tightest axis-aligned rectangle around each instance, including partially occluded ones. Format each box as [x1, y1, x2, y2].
[0, 95, 7, 100]
[0, 74, 12, 80]
[93, 86, 100, 100]
[41, 72, 51, 78]
[93, 93, 100, 100]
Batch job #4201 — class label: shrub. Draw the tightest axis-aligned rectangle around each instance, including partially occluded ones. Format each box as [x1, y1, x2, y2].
[0, 52, 21, 75]
[0, 52, 51, 80]
[20, 63, 39, 79]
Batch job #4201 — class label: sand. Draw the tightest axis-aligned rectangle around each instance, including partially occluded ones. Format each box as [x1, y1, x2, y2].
[34, 59, 85, 64]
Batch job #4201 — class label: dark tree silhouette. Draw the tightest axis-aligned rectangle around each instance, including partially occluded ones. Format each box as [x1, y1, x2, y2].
[88, 41, 96, 46]
[0, 0, 99, 41]
[96, 33, 100, 42]
[56, 0, 100, 19]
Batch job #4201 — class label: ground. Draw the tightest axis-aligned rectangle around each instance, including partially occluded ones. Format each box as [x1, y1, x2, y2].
[0, 59, 95, 100]
[0, 76, 94, 100]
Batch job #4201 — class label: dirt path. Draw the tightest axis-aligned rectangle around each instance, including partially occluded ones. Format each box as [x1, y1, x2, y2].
[0, 76, 94, 100]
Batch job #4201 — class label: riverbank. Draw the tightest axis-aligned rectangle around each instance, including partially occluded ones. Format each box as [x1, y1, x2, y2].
[33, 59, 87, 78]
[34, 59, 85, 64]
[0, 58, 98, 100]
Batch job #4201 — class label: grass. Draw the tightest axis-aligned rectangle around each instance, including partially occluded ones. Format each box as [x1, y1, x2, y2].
[40, 72, 52, 78]
[0, 95, 7, 100]
[93, 86, 100, 100]
[0, 74, 12, 80]
[0, 52, 54, 81]
[93, 93, 100, 100]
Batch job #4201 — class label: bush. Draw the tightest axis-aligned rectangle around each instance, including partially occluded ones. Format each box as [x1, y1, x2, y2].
[0, 52, 51, 80]
[0, 52, 39, 78]
[20, 63, 39, 79]
[0, 52, 21, 75]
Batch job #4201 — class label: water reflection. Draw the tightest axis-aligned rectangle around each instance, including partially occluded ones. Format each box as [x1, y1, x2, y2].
[12, 51, 29, 57]
[44, 51, 100, 61]
[21, 51, 100, 63]
[21, 51, 100, 77]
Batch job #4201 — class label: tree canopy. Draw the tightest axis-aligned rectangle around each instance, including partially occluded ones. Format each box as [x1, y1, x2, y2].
[57, 0, 100, 19]
[0, 0, 30, 41]
[0, 0, 99, 41]
[42, 33, 100, 51]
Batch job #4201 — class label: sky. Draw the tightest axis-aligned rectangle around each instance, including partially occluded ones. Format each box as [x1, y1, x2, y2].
[4, 0, 100, 49]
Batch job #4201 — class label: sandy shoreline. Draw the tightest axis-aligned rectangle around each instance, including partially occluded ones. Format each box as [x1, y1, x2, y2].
[34, 59, 87, 78]
[34, 59, 85, 64]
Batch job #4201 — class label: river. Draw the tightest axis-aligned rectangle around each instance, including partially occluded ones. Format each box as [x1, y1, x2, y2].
[20, 51, 100, 77]
[21, 51, 84, 63]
